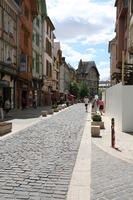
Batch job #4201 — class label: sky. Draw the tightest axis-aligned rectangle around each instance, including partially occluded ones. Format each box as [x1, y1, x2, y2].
[46, 0, 116, 80]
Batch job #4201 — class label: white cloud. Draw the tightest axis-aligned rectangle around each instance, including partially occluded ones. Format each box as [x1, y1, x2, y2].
[47, 0, 116, 44]
[61, 43, 96, 68]
[46, 0, 115, 80]
[98, 61, 110, 81]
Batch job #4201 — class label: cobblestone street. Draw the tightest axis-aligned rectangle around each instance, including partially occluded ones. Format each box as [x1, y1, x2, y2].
[0, 104, 87, 200]
[91, 143, 133, 200]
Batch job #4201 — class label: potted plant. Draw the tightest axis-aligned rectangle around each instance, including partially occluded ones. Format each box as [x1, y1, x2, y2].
[52, 104, 57, 109]
[92, 114, 102, 122]
[52, 104, 59, 112]
[91, 114, 105, 129]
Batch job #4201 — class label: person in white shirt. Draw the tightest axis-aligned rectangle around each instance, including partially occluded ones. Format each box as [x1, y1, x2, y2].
[84, 96, 89, 112]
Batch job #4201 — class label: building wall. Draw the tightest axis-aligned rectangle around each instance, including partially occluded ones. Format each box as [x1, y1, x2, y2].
[19, 0, 33, 78]
[53, 42, 61, 92]
[42, 19, 54, 78]
[115, 0, 129, 68]
[60, 63, 65, 94]
[32, 2, 42, 80]
[105, 83, 122, 130]
[105, 83, 133, 132]
[109, 39, 120, 85]
[0, 0, 20, 108]
[122, 85, 133, 132]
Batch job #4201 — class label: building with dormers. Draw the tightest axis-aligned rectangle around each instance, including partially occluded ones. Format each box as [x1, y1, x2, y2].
[77, 60, 99, 98]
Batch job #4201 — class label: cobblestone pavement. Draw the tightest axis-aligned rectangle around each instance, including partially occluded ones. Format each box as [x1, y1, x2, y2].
[0, 104, 87, 200]
[91, 142, 133, 200]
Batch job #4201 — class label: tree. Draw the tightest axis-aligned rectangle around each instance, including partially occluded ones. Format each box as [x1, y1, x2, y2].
[69, 80, 79, 98]
[79, 81, 89, 98]
[98, 88, 104, 98]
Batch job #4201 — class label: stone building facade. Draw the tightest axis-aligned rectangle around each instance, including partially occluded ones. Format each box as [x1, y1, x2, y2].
[32, 0, 47, 106]
[60, 57, 71, 97]
[108, 38, 120, 85]
[42, 16, 55, 106]
[0, 0, 20, 108]
[76, 60, 99, 98]
[110, 0, 133, 85]
[68, 64, 76, 83]
[53, 42, 62, 101]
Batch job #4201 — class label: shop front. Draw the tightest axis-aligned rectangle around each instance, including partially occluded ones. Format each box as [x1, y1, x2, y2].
[42, 84, 52, 106]
[0, 79, 15, 109]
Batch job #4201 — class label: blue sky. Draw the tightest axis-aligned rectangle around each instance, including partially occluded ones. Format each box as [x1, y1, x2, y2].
[47, 0, 116, 80]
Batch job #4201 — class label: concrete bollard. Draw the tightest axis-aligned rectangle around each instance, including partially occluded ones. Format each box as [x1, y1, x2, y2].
[41, 111, 47, 117]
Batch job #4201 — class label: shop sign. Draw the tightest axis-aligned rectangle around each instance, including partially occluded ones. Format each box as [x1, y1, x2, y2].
[0, 80, 10, 88]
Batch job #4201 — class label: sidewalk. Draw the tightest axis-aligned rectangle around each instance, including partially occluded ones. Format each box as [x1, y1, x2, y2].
[66, 110, 91, 200]
[92, 114, 133, 164]
[1, 106, 51, 121]
[0, 106, 51, 139]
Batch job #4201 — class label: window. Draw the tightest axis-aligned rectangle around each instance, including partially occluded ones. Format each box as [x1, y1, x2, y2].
[10, 48, 14, 63]
[36, 33, 39, 46]
[5, 44, 9, 61]
[131, 0, 133, 14]
[36, 18, 39, 27]
[46, 60, 52, 78]
[32, 57, 34, 69]
[47, 22, 49, 34]
[9, 19, 14, 36]
[24, 6, 29, 19]
[24, 30, 28, 47]
[32, 33, 35, 42]
[46, 38, 52, 57]
[46, 60, 49, 76]
[50, 29, 51, 39]
[36, 53, 39, 73]
[4, 12, 8, 33]
[49, 63, 52, 77]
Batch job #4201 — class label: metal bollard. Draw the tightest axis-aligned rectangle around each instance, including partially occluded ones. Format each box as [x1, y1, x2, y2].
[111, 118, 115, 148]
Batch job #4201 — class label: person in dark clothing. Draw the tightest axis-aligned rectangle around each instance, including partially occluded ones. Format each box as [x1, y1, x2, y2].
[0, 97, 4, 120]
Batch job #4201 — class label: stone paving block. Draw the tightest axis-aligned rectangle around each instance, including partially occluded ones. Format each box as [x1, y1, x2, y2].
[91, 143, 133, 200]
[0, 104, 86, 198]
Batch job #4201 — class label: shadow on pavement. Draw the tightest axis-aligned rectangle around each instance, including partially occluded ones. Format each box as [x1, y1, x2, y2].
[0, 106, 51, 121]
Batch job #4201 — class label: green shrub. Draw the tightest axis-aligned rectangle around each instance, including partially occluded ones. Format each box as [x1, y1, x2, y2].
[52, 104, 57, 109]
[92, 114, 102, 122]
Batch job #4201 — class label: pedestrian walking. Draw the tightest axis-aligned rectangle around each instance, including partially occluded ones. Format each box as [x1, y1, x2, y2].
[84, 96, 89, 112]
[92, 98, 98, 112]
[33, 96, 37, 108]
[0, 96, 4, 120]
[99, 98, 104, 115]
[21, 96, 26, 110]
[4, 98, 11, 115]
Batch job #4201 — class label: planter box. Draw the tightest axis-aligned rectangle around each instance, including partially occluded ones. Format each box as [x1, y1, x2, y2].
[92, 108, 97, 112]
[41, 111, 47, 117]
[54, 108, 59, 112]
[58, 106, 62, 111]
[91, 125, 100, 137]
[0, 122, 12, 136]
[48, 109, 54, 115]
[91, 121, 105, 129]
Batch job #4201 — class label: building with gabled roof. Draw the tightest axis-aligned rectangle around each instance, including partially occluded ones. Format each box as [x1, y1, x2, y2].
[77, 59, 99, 98]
